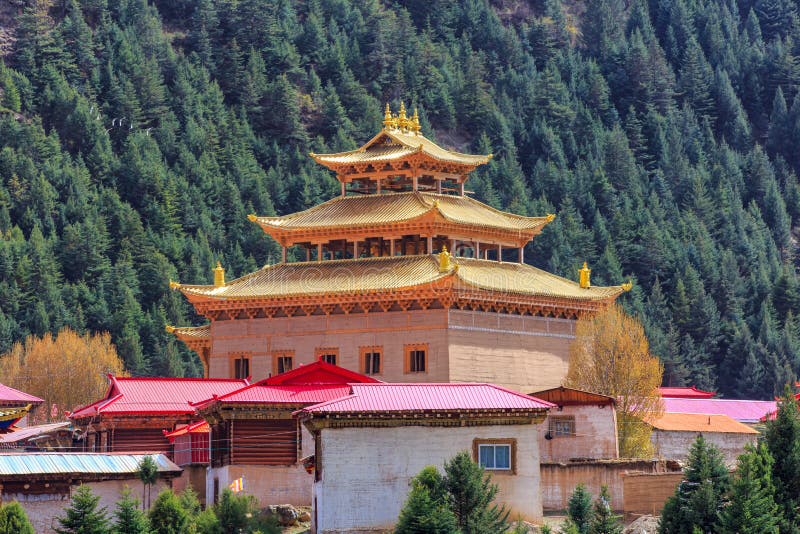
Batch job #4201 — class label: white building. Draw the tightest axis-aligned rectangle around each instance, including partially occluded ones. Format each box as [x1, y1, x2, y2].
[296, 383, 553, 533]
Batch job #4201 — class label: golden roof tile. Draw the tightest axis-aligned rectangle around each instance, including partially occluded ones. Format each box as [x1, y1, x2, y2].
[166, 324, 210, 340]
[311, 129, 491, 167]
[251, 192, 549, 232]
[174, 255, 626, 302]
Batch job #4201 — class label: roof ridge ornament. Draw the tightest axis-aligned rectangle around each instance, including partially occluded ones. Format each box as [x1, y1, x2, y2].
[169, 280, 181, 290]
[621, 280, 633, 292]
[165, 325, 176, 334]
[439, 245, 457, 273]
[546, 213, 556, 222]
[579, 261, 591, 289]
[213, 261, 225, 287]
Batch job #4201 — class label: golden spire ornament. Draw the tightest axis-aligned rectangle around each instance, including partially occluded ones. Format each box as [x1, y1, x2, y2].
[578, 262, 591, 289]
[383, 103, 394, 129]
[398, 101, 408, 130]
[412, 108, 421, 133]
[213, 261, 225, 287]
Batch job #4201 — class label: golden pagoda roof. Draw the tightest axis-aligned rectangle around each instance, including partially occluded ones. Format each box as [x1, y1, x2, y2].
[172, 255, 627, 303]
[310, 128, 491, 169]
[165, 324, 210, 340]
[250, 192, 551, 233]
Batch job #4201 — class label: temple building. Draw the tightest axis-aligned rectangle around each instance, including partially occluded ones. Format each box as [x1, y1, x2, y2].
[169, 103, 630, 393]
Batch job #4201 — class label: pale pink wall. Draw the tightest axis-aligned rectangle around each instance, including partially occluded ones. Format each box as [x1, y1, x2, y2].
[537, 405, 619, 462]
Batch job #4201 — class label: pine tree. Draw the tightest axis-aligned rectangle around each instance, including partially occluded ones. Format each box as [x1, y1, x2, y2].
[718, 443, 782, 534]
[658, 436, 730, 534]
[0, 501, 35, 534]
[396, 469, 458, 534]
[589, 485, 622, 534]
[148, 490, 188, 534]
[112, 487, 149, 534]
[444, 451, 510, 534]
[765, 385, 800, 531]
[566, 484, 592, 534]
[56, 485, 110, 534]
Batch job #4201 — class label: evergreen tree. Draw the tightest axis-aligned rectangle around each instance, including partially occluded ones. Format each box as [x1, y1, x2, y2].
[566, 483, 592, 534]
[718, 443, 781, 534]
[444, 451, 510, 534]
[56, 485, 110, 534]
[396, 467, 458, 534]
[765, 385, 800, 531]
[658, 436, 730, 534]
[0, 501, 35, 534]
[112, 487, 149, 534]
[148, 490, 188, 534]
[589, 485, 622, 534]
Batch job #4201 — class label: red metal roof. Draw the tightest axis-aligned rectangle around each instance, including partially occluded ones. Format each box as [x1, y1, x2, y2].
[163, 421, 209, 441]
[299, 383, 555, 415]
[263, 359, 381, 385]
[659, 386, 715, 399]
[662, 398, 776, 423]
[68, 376, 248, 418]
[200, 384, 354, 406]
[0, 383, 43, 405]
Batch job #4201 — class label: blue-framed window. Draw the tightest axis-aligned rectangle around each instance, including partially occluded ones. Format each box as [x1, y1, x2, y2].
[478, 444, 511, 470]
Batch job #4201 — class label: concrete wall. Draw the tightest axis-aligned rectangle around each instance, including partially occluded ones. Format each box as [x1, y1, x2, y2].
[447, 311, 574, 392]
[5, 478, 173, 534]
[540, 460, 680, 512]
[207, 425, 315, 507]
[537, 405, 618, 462]
[314, 424, 542, 533]
[651, 430, 758, 466]
[207, 309, 576, 392]
[171, 465, 207, 505]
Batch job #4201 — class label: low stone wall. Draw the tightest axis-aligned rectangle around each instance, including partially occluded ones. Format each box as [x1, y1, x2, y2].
[540, 459, 681, 512]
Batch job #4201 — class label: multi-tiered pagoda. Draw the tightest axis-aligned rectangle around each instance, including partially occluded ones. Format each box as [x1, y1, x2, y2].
[169, 103, 630, 392]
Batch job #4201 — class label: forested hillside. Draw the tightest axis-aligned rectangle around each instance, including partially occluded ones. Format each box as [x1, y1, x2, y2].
[1, 0, 800, 397]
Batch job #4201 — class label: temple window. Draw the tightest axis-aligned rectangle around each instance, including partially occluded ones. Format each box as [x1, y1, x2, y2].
[272, 351, 294, 375]
[404, 344, 428, 373]
[473, 439, 516, 473]
[549, 416, 576, 437]
[316, 347, 339, 366]
[361, 346, 382, 375]
[230, 352, 251, 379]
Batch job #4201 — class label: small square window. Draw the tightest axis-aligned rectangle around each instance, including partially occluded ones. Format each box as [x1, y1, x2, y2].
[230, 353, 251, 379]
[316, 347, 339, 366]
[361, 346, 382, 375]
[473, 439, 516, 473]
[272, 351, 294, 375]
[405, 344, 428, 373]
[549, 416, 576, 437]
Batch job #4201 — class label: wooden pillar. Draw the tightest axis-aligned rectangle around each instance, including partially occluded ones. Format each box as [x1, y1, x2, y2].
[376, 179, 382, 195]
[437, 180, 442, 194]
[475, 242, 480, 259]
[390, 239, 396, 256]
[306, 247, 311, 262]
[459, 182, 465, 195]
[451, 239, 457, 256]
[353, 240, 358, 259]
[498, 244, 503, 262]
[412, 176, 418, 191]
[427, 236, 433, 254]
[519, 247, 524, 264]
[341, 182, 346, 196]
[281, 246, 287, 263]
[317, 243, 323, 262]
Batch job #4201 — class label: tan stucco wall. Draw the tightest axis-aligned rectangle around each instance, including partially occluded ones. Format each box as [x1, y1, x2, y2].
[537, 405, 619, 462]
[6, 478, 173, 534]
[651, 430, 758, 466]
[207, 309, 576, 393]
[314, 424, 542, 533]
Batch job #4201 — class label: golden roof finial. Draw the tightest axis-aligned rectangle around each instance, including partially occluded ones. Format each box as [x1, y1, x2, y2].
[439, 245, 454, 272]
[169, 280, 181, 290]
[398, 101, 408, 130]
[621, 280, 633, 292]
[578, 261, 591, 289]
[383, 103, 394, 129]
[247, 213, 257, 222]
[213, 261, 225, 287]
[412, 108, 421, 133]
[546, 213, 556, 222]
[165, 325, 176, 334]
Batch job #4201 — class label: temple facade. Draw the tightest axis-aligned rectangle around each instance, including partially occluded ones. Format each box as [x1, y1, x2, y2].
[169, 104, 630, 392]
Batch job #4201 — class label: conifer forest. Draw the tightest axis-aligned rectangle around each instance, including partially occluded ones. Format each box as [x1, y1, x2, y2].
[1, 0, 800, 398]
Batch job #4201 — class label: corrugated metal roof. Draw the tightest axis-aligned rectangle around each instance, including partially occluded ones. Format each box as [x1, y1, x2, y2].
[648, 413, 759, 434]
[662, 398, 776, 423]
[212, 384, 353, 405]
[263, 360, 381, 386]
[0, 383, 43, 404]
[0, 453, 181, 476]
[659, 386, 715, 399]
[300, 383, 554, 414]
[163, 421, 209, 440]
[69, 377, 248, 418]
